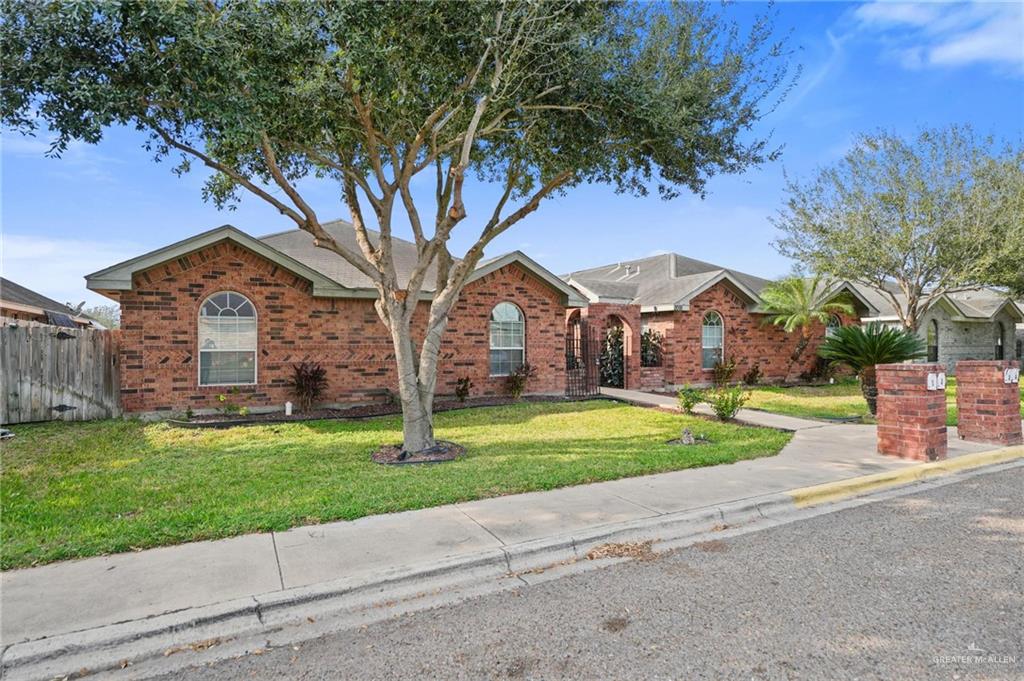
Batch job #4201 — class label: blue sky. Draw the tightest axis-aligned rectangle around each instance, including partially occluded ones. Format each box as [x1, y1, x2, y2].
[2, 1, 1022, 307]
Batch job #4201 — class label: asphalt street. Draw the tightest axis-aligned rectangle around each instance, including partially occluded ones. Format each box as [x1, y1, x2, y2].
[160, 467, 1024, 680]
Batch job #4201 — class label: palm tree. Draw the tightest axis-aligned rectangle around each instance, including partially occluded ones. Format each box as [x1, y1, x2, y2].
[759, 275, 855, 380]
[818, 323, 926, 415]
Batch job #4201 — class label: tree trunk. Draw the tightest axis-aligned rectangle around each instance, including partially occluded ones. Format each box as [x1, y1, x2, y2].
[859, 366, 879, 416]
[390, 319, 437, 453]
[786, 332, 811, 383]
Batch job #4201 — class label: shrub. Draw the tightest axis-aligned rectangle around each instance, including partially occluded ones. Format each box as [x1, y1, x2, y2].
[677, 385, 706, 414]
[707, 387, 748, 421]
[741, 363, 762, 386]
[799, 356, 836, 383]
[286, 361, 329, 412]
[640, 328, 663, 367]
[712, 355, 738, 387]
[506, 363, 537, 400]
[216, 388, 249, 416]
[455, 377, 473, 403]
[818, 323, 926, 415]
[599, 326, 625, 388]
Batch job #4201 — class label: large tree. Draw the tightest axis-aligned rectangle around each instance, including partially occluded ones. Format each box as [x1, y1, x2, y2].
[2, 0, 792, 451]
[774, 125, 1024, 331]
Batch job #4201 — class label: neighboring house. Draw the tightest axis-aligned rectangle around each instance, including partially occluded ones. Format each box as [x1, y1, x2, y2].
[855, 286, 1022, 373]
[563, 253, 876, 389]
[0, 277, 96, 328]
[85, 221, 586, 415]
[1017, 301, 1024, 360]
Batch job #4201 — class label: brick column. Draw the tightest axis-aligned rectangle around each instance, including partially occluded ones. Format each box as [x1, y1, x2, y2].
[955, 360, 1022, 446]
[876, 363, 948, 461]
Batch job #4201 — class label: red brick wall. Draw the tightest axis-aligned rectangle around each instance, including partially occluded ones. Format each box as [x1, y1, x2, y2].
[955, 360, 1022, 446]
[116, 240, 566, 414]
[876, 363, 948, 461]
[644, 281, 856, 386]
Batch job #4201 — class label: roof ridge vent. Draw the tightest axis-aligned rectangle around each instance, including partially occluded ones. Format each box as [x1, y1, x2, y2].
[616, 264, 641, 281]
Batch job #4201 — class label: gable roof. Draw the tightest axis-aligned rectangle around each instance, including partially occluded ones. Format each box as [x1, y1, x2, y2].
[857, 284, 1024, 323]
[564, 253, 775, 311]
[85, 220, 585, 305]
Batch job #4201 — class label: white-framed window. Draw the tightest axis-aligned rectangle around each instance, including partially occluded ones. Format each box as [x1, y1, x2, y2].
[198, 291, 257, 386]
[489, 302, 525, 376]
[825, 314, 842, 338]
[995, 321, 1005, 360]
[701, 311, 723, 370]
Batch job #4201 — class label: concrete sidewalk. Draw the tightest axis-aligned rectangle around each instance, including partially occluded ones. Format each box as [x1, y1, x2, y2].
[600, 386, 830, 431]
[1, 397, 998, 650]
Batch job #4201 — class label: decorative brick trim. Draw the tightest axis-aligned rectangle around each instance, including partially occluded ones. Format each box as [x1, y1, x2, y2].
[876, 363, 948, 461]
[955, 360, 1022, 446]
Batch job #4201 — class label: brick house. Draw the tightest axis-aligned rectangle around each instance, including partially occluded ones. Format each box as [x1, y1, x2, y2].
[86, 221, 586, 416]
[564, 253, 876, 390]
[564, 253, 1023, 389]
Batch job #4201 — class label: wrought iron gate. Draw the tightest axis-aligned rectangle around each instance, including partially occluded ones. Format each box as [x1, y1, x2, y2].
[565, 320, 600, 397]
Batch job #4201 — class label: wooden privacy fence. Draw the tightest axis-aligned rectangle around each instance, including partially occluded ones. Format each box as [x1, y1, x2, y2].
[1, 318, 121, 424]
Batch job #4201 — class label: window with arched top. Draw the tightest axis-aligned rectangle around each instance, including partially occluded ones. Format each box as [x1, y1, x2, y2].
[825, 314, 842, 338]
[198, 292, 257, 386]
[701, 311, 724, 370]
[995, 321, 1005, 360]
[490, 302, 525, 376]
[927, 319, 939, 363]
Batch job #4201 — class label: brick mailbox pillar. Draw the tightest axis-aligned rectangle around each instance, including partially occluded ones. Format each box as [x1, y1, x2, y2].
[955, 360, 1022, 446]
[876, 363, 948, 461]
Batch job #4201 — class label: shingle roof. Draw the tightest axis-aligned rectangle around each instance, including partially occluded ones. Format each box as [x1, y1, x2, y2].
[86, 220, 586, 305]
[259, 219, 446, 291]
[563, 253, 772, 308]
[0, 277, 80, 316]
[854, 284, 1023, 321]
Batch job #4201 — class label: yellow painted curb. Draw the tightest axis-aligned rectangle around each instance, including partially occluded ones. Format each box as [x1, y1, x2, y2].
[789, 445, 1024, 509]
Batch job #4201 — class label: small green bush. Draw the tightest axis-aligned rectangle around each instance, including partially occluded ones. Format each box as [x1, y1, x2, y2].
[216, 388, 249, 416]
[741, 363, 762, 386]
[707, 387, 748, 421]
[677, 385, 706, 414]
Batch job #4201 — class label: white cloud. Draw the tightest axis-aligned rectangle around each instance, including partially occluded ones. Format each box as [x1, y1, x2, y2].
[2, 132, 125, 183]
[0, 233, 142, 307]
[852, 1, 1024, 74]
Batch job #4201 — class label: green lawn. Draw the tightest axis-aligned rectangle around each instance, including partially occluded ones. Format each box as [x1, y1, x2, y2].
[744, 377, 1024, 426]
[0, 400, 790, 570]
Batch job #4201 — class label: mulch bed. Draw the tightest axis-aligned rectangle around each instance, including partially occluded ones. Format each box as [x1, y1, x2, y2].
[371, 440, 466, 465]
[170, 394, 596, 429]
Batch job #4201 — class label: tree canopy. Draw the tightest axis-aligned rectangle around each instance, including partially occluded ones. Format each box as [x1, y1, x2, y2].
[773, 125, 1024, 330]
[2, 0, 794, 450]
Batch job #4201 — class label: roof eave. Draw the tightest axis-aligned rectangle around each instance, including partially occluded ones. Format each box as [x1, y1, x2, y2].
[468, 251, 589, 307]
[84, 225, 357, 298]
[674, 271, 763, 311]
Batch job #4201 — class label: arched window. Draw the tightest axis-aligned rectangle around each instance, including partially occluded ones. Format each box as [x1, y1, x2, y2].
[199, 292, 257, 386]
[701, 311, 724, 370]
[995, 321, 1005, 360]
[927, 319, 939, 363]
[825, 314, 842, 338]
[490, 302, 525, 376]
